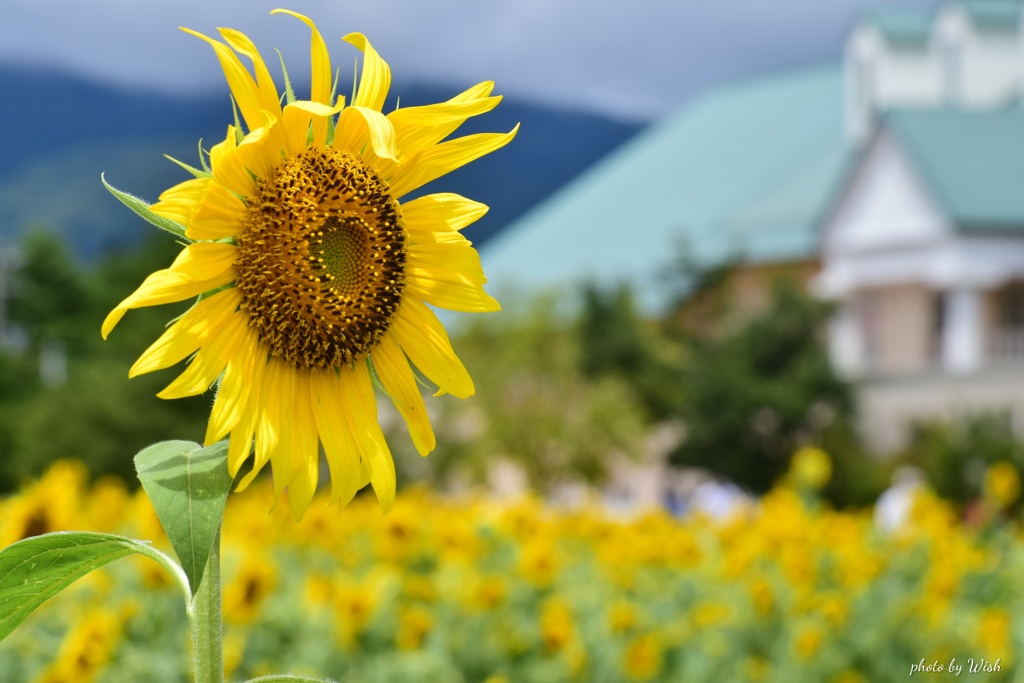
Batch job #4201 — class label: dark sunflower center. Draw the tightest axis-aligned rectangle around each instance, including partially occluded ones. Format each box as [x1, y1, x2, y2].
[235, 146, 406, 370]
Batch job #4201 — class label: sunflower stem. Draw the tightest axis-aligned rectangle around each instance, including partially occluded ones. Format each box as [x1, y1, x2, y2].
[189, 526, 225, 683]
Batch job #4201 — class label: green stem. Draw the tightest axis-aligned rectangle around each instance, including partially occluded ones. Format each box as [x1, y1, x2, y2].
[189, 526, 225, 683]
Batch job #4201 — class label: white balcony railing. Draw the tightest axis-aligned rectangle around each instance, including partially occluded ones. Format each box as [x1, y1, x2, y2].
[988, 327, 1024, 363]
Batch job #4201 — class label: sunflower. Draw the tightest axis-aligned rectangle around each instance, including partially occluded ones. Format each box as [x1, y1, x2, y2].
[102, 9, 517, 518]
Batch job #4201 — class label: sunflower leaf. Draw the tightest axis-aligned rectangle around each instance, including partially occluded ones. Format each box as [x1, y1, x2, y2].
[134, 440, 233, 594]
[164, 153, 211, 179]
[101, 174, 189, 240]
[0, 532, 189, 642]
[275, 48, 296, 105]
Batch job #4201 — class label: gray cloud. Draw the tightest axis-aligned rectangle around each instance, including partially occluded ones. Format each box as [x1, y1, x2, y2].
[1, 0, 936, 120]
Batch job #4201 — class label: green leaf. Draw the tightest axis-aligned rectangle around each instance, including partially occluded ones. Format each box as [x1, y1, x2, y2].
[134, 440, 234, 594]
[0, 531, 189, 642]
[244, 676, 338, 683]
[101, 173, 189, 240]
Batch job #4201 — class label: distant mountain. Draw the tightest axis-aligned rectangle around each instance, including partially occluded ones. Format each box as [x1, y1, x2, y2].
[0, 66, 644, 259]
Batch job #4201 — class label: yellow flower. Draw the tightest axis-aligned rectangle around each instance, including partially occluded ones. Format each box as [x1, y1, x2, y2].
[983, 462, 1020, 509]
[222, 551, 278, 624]
[622, 634, 663, 681]
[37, 610, 121, 683]
[790, 446, 832, 490]
[540, 598, 576, 654]
[396, 606, 434, 650]
[102, 9, 517, 519]
[794, 623, 824, 660]
[1, 460, 86, 547]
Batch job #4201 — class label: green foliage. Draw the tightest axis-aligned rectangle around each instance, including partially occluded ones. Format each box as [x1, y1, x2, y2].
[135, 440, 233, 593]
[577, 282, 687, 420]
[669, 281, 854, 493]
[0, 531, 186, 642]
[389, 294, 648, 492]
[0, 232, 209, 491]
[900, 411, 1024, 506]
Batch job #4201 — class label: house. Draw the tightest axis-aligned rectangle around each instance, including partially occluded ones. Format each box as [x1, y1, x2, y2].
[481, 0, 1024, 452]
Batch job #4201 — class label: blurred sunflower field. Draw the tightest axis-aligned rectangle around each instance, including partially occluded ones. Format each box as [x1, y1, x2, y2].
[1, 458, 1021, 683]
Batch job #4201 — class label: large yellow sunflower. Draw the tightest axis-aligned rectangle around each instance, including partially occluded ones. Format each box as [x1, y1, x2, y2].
[102, 9, 517, 518]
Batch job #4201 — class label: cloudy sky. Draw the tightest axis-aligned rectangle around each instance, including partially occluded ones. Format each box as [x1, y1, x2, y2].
[3, 0, 936, 121]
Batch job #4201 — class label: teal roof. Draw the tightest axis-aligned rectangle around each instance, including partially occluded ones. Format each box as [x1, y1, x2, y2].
[955, 0, 1023, 27]
[481, 65, 847, 312]
[864, 7, 933, 45]
[886, 108, 1024, 230]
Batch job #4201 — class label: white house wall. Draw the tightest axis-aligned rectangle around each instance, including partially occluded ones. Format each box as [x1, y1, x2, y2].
[845, 7, 1024, 141]
[822, 130, 949, 261]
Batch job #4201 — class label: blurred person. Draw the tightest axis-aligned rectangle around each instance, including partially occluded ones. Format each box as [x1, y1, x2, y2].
[874, 466, 926, 533]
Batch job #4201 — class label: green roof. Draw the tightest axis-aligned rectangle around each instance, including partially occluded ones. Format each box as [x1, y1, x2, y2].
[886, 108, 1024, 230]
[481, 65, 847, 312]
[864, 7, 932, 45]
[955, 0, 1023, 27]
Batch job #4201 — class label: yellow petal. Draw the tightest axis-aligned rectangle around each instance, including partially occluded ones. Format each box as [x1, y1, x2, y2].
[285, 370, 320, 520]
[227, 351, 268, 480]
[216, 27, 283, 123]
[343, 32, 391, 112]
[158, 308, 249, 399]
[267, 364, 297, 497]
[102, 243, 238, 338]
[391, 298, 474, 399]
[150, 177, 211, 227]
[389, 91, 501, 160]
[282, 100, 345, 156]
[333, 105, 398, 162]
[388, 124, 519, 198]
[401, 193, 489, 241]
[271, 10, 332, 104]
[210, 116, 277, 198]
[338, 363, 396, 512]
[310, 369, 363, 507]
[238, 357, 282, 490]
[406, 269, 500, 313]
[408, 242, 487, 284]
[130, 288, 241, 377]
[205, 327, 261, 444]
[188, 182, 247, 241]
[181, 28, 266, 132]
[370, 333, 435, 456]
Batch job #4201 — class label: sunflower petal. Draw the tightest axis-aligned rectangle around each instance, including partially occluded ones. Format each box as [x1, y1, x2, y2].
[229, 352, 269, 482]
[401, 193, 489, 240]
[388, 124, 519, 198]
[273, 10, 333, 144]
[150, 177, 212, 227]
[158, 307, 249, 399]
[130, 288, 241, 378]
[333, 105, 398, 162]
[391, 298, 474, 399]
[338, 364, 396, 512]
[310, 369, 363, 506]
[408, 242, 487, 284]
[371, 334, 435, 455]
[343, 32, 391, 112]
[188, 181, 248, 241]
[389, 90, 501, 160]
[406, 269, 501, 313]
[285, 370, 320, 520]
[181, 28, 266, 132]
[102, 243, 238, 338]
[217, 27, 282, 122]
[205, 327, 261, 444]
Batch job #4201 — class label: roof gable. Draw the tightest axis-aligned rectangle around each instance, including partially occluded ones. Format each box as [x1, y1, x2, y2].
[887, 108, 1024, 230]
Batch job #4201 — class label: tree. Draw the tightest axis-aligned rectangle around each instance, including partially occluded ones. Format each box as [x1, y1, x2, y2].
[669, 281, 854, 493]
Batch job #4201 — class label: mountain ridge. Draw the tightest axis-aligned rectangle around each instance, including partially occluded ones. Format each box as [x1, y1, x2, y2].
[0, 65, 644, 258]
